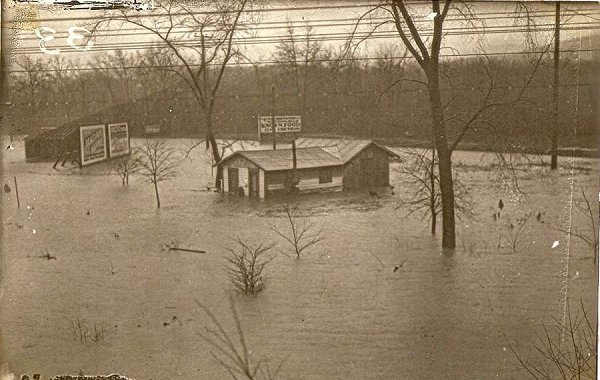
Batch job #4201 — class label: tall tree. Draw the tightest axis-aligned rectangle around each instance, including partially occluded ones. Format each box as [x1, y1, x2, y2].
[350, 1, 547, 248]
[15, 56, 46, 105]
[96, 0, 257, 186]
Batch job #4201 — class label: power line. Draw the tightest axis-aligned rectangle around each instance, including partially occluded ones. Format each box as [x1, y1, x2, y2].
[13, 7, 600, 31]
[15, 13, 600, 42]
[4, 2, 596, 24]
[4, 2, 388, 24]
[11, 23, 599, 55]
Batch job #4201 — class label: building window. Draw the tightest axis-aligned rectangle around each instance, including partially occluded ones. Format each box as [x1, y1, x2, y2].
[319, 168, 333, 183]
[366, 151, 374, 159]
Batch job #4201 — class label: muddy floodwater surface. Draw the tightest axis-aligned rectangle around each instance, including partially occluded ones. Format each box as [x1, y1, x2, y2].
[1, 138, 597, 379]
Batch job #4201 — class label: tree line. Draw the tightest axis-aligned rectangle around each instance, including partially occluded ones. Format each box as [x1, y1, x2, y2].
[7, 49, 596, 151]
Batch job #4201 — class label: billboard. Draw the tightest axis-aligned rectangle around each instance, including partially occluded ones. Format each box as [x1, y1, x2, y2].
[108, 122, 130, 158]
[79, 125, 107, 166]
[258, 115, 302, 134]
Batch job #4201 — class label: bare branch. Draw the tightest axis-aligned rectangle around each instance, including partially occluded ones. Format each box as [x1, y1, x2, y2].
[271, 204, 325, 259]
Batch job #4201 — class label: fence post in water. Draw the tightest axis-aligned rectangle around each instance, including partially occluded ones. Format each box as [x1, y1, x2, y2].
[13, 176, 20, 208]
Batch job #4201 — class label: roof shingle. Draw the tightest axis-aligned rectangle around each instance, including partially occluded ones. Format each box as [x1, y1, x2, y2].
[295, 137, 398, 162]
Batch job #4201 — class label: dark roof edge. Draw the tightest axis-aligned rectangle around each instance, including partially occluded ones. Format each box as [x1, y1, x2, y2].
[341, 141, 400, 163]
[371, 142, 401, 158]
[216, 151, 270, 170]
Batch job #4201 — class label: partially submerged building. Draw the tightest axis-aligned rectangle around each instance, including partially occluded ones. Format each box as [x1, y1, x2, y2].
[296, 138, 398, 189]
[25, 121, 130, 167]
[24, 125, 81, 164]
[217, 138, 398, 198]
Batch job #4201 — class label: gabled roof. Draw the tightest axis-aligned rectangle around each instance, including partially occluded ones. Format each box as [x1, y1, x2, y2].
[295, 138, 399, 163]
[218, 146, 343, 171]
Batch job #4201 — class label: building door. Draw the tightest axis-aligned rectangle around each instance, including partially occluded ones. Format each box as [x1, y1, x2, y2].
[228, 168, 239, 194]
[248, 169, 259, 197]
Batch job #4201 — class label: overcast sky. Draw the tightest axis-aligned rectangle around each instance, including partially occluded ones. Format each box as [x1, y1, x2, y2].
[4, 0, 599, 69]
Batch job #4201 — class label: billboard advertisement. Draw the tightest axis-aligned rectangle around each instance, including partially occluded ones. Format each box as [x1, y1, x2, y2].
[108, 122, 130, 158]
[79, 125, 107, 166]
[258, 115, 302, 134]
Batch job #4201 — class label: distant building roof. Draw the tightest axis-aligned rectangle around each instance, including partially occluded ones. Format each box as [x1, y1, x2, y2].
[219, 146, 343, 171]
[295, 137, 398, 163]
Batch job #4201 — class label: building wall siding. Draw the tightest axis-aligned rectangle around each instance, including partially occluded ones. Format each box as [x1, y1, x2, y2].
[343, 145, 390, 189]
[264, 166, 343, 198]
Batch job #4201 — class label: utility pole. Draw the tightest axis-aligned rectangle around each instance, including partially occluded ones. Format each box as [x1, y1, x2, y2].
[551, 1, 560, 170]
[271, 84, 276, 150]
[292, 137, 298, 193]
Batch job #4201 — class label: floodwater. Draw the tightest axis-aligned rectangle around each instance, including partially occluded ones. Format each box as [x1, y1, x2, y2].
[1, 138, 597, 379]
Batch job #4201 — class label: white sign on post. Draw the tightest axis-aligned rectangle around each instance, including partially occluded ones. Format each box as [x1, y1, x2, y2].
[258, 115, 302, 135]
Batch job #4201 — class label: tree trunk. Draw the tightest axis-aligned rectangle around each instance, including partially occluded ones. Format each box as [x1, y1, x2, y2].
[153, 181, 161, 208]
[430, 137, 436, 235]
[426, 63, 456, 249]
[206, 117, 222, 188]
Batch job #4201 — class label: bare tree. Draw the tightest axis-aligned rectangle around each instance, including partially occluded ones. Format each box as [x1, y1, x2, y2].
[113, 155, 140, 186]
[549, 190, 599, 263]
[95, 0, 258, 187]
[71, 62, 98, 114]
[185, 138, 254, 160]
[134, 47, 182, 101]
[396, 148, 472, 234]
[195, 298, 286, 379]
[135, 139, 179, 208]
[506, 299, 597, 379]
[374, 43, 410, 106]
[273, 22, 323, 115]
[225, 238, 274, 294]
[496, 212, 531, 254]
[348, 1, 549, 248]
[271, 204, 324, 259]
[15, 56, 46, 104]
[48, 56, 75, 104]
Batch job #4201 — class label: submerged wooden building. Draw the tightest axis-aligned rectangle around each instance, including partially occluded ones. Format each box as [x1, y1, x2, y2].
[24, 121, 130, 167]
[217, 138, 398, 198]
[24, 125, 81, 163]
